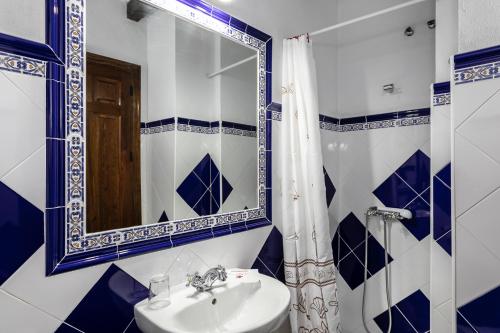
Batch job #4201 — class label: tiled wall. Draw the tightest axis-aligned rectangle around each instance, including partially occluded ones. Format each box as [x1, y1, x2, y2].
[268, 103, 432, 333]
[453, 45, 500, 332]
[0, 60, 279, 332]
[430, 82, 453, 332]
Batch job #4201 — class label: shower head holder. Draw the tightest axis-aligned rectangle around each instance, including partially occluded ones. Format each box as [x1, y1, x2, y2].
[366, 206, 412, 220]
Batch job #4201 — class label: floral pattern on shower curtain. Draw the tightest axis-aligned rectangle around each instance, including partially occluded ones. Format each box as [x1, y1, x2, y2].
[281, 35, 341, 333]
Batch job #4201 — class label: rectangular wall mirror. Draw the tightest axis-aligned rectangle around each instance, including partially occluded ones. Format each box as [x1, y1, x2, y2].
[43, 0, 272, 274]
[85, 0, 258, 232]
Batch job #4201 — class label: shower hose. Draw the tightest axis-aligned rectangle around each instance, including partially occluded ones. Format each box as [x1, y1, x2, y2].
[362, 215, 392, 333]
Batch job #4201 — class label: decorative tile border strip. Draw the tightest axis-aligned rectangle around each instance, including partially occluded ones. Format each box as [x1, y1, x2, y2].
[433, 82, 451, 106]
[0, 51, 46, 77]
[270, 103, 430, 132]
[141, 117, 257, 137]
[454, 45, 500, 85]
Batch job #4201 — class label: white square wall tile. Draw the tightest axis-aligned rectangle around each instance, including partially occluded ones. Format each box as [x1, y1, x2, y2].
[457, 89, 500, 164]
[0, 73, 45, 178]
[1, 145, 45, 210]
[432, 308, 452, 333]
[454, 133, 500, 217]
[436, 299, 453, 324]
[452, 80, 500, 129]
[0, 290, 62, 333]
[115, 246, 183, 287]
[459, 187, 500, 260]
[431, 106, 451, 175]
[430, 241, 452, 308]
[2, 246, 111, 322]
[456, 224, 500, 307]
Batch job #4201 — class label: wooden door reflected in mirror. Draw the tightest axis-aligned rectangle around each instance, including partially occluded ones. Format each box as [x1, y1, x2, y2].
[86, 53, 142, 233]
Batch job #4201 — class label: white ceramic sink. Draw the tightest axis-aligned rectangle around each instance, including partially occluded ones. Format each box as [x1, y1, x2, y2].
[134, 269, 290, 333]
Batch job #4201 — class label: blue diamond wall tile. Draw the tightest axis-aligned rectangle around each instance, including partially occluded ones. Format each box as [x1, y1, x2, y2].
[458, 285, 500, 332]
[433, 177, 451, 240]
[374, 307, 416, 333]
[0, 182, 44, 285]
[457, 312, 478, 333]
[251, 227, 283, 279]
[124, 319, 143, 333]
[251, 257, 274, 278]
[353, 236, 393, 276]
[338, 236, 352, 261]
[396, 290, 430, 332]
[420, 188, 430, 205]
[158, 211, 169, 223]
[55, 324, 81, 333]
[324, 167, 336, 207]
[338, 213, 366, 249]
[177, 154, 233, 216]
[339, 252, 371, 290]
[436, 231, 452, 256]
[394, 150, 430, 194]
[56, 264, 148, 333]
[436, 163, 451, 187]
[221, 175, 233, 203]
[332, 231, 340, 267]
[402, 197, 431, 241]
[374, 289, 429, 333]
[373, 173, 416, 209]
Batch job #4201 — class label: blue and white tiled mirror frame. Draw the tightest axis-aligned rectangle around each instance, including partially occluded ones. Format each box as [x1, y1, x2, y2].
[0, 0, 273, 275]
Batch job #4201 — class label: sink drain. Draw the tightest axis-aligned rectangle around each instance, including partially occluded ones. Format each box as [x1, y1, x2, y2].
[212, 298, 217, 305]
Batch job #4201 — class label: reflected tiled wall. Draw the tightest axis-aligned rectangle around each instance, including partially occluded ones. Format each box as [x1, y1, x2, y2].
[453, 45, 500, 332]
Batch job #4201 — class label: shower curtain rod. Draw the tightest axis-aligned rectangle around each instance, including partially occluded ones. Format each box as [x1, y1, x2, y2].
[207, 54, 258, 78]
[294, 0, 431, 38]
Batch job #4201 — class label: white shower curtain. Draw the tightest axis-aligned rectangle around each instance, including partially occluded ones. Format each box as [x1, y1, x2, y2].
[281, 35, 341, 333]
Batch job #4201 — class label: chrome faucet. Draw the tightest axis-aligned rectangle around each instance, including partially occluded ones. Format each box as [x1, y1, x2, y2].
[186, 265, 228, 292]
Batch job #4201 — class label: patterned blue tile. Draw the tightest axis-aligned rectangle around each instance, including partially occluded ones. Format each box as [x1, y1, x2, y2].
[0, 182, 44, 285]
[433, 177, 451, 240]
[436, 163, 451, 187]
[395, 150, 431, 194]
[374, 289, 429, 333]
[177, 154, 232, 216]
[396, 290, 430, 332]
[251, 227, 283, 277]
[158, 211, 169, 223]
[373, 173, 416, 209]
[403, 196, 431, 241]
[56, 264, 148, 333]
[338, 213, 366, 249]
[458, 285, 500, 332]
[324, 167, 336, 207]
[436, 230, 452, 256]
[374, 307, 416, 333]
[353, 236, 393, 276]
[339, 252, 371, 290]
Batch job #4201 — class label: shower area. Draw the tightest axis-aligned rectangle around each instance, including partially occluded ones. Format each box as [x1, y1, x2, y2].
[292, 0, 447, 331]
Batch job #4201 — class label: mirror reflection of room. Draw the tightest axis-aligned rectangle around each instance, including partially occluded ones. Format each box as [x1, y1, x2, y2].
[86, 0, 258, 233]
